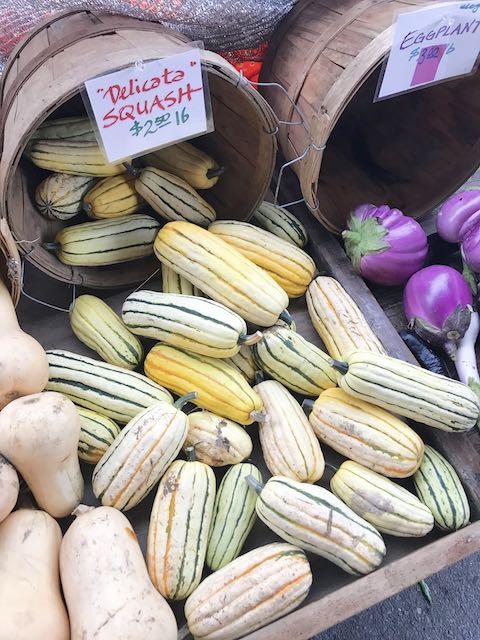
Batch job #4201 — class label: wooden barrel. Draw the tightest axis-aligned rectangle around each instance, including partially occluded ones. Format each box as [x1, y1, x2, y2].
[261, 0, 480, 233]
[0, 10, 277, 288]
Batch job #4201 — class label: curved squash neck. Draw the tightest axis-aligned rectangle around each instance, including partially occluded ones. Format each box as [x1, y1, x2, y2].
[0, 278, 19, 332]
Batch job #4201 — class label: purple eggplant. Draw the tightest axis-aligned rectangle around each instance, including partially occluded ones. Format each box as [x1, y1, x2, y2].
[437, 189, 480, 272]
[343, 204, 428, 286]
[403, 265, 479, 393]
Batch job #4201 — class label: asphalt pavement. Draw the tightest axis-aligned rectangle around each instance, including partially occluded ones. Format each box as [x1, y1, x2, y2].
[314, 553, 479, 640]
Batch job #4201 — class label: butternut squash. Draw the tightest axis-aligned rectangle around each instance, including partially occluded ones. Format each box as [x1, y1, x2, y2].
[60, 505, 177, 640]
[0, 392, 84, 517]
[0, 509, 69, 640]
[0, 455, 18, 523]
[0, 278, 49, 408]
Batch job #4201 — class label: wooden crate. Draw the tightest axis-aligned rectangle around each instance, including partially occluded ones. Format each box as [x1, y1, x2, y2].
[16, 170, 480, 640]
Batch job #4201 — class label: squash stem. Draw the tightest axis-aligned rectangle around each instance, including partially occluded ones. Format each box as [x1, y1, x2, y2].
[174, 391, 198, 410]
[177, 624, 190, 640]
[245, 474, 264, 495]
[123, 161, 141, 177]
[330, 359, 349, 375]
[71, 504, 96, 518]
[278, 309, 294, 327]
[185, 446, 196, 462]
[254, 370, 265, 385]
[301, 399, 314, 416]
[207, 165, 225, 179]
[250, 409, 267, 423]
[324, 462, 339, 473]
[43, 242, 60, 252]
[240, 330, 263, 346]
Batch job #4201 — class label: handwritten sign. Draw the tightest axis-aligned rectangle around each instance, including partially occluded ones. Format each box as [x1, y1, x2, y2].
[84, 49, 210, 163]
[377, 2, 480, 100]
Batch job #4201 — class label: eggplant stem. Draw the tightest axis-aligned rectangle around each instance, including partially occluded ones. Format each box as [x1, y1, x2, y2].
[240, 331, 263, 346]
[174, 391, 198, 410]
[245, 473, 264, 495]
[206, 165, 225, 179]
[331, 359, 349, 375]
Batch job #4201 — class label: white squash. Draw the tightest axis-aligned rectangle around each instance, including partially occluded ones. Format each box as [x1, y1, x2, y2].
[0, 509, 69, 640]
[60, 505, 177, 640]
[0, 455, 18, 523]
[0, 392, 84, 517]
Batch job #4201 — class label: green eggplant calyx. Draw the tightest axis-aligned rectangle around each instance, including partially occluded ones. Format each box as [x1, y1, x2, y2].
[342, 215, 390, 272]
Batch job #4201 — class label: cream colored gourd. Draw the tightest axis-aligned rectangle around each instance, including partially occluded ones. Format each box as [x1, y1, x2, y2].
[0, 392, 84, 517]
[147, 452, 216, 600]
[0, 278, 49, 409]
[308, 388, 424, 478]
[252, 476, 386, 575]
[0, 455, 19, 523]
[92, 396, 191, 511]
[0, 509, 69, 640]
[331, 461, 434, 537]
[255, 380, 324, 483]
[184, 543, 312, 640]
[185, 410, 253, 466]
[60, 505, 177, 640]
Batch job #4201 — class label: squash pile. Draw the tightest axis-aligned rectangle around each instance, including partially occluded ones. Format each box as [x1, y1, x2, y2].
[0, 119, 476, 640]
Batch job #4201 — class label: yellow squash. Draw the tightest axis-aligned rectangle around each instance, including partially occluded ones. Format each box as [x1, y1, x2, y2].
[209, 220, 316, 297]
[145, 343, 264, 425]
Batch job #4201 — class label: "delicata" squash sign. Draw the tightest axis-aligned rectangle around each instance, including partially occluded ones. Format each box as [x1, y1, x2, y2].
[84, 48, 212, 164]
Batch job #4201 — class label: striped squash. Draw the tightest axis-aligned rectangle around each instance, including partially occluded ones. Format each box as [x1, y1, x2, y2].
[255, 380, 324, 483]
[224, 344, 256, 383]
[252, 201, 308, 248]
[308, 388, 424, 478]
[253, 325, 337, 396]
[35, 174, 97, 220]
[154, 221, 289, 326]
[162, 263, 194, 295]
[185, 411, 252, 466]
[122, 291, 262, 359]
[306, 276, 386, 359]
[50, 215, 160, 267]
[92, 395, 192, 511]
[77, 408, 120, 464]
[184, 543, 312, 640]
[142, 142, 222, 190]
[147, 452, 216, 599]
[331, 461, 434, 537]
[333, 350, 480, 432]
[414, 445, 470, 531]
[144, 344, 263, 425]
[46, 349, 172, 424]
[83, 174, 144, 219]
[31, 116, 96, 142]
[209, 221, 316, 297]
[206, 463, 261, 571]
[70, 295, 143, 370]
[27, 140, 124, 176]
[252, 476, 386, 575]
[136, 167, 216, 227]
